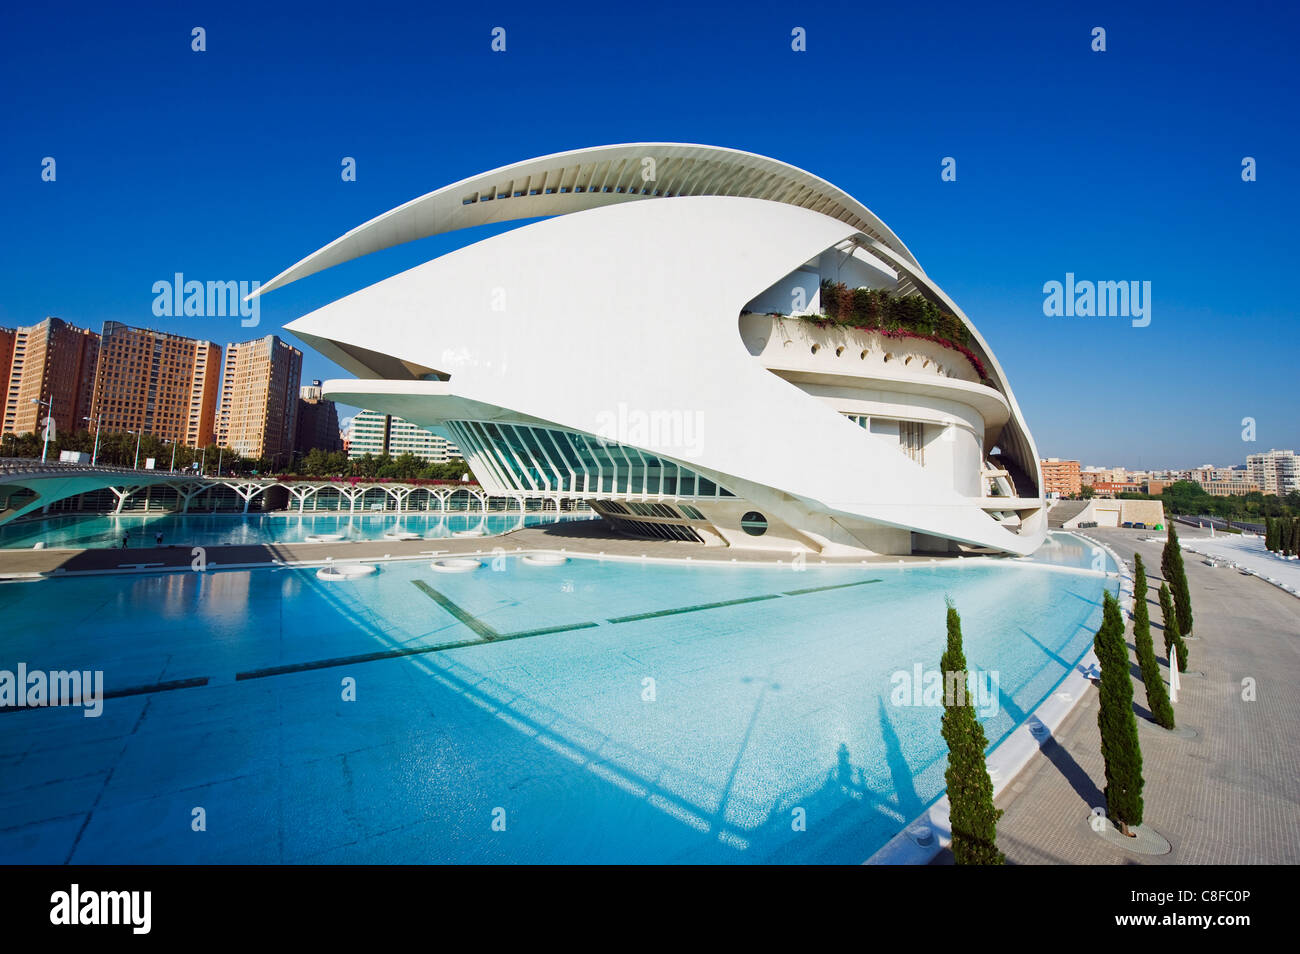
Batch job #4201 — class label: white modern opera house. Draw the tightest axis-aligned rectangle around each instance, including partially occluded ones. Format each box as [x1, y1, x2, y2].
[255, 144, 1046, 557]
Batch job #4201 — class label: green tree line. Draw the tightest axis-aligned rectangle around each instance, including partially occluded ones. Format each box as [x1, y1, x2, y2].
[1, 427, 467, 481]
[1117, 480, 1300, 522]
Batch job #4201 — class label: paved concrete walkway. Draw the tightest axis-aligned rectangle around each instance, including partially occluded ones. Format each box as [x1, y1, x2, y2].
[949, 528, 1299, 864]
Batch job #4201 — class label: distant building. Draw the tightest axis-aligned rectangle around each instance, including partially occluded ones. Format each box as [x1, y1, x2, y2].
[89, 322, 221, 448]
[1247, 449, 1298, 495]
[1203, 478, 1260, 497]
[1040, 458, 1081, 497]
[294, 380, 343, 455]
[217, 335, 302, 464]
[0, 328, 14, 400]
[1081, 466, 1127, 486]
[347, 410, 460, 463]
[1091, 481, 1144, 497]
[1, 317, 99, 439]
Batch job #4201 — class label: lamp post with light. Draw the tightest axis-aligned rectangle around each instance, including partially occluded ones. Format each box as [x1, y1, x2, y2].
[83, 414, 104, 466]
[31, 397, 53, 463]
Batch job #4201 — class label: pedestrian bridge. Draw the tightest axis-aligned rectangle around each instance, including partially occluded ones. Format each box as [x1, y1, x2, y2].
[0, 459, 566, 528]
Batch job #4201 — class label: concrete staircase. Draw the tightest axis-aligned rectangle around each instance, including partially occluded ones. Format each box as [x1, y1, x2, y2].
[1047, 499, 1090, 528]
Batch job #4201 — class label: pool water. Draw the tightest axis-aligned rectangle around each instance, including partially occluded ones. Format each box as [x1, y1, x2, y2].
[0, 510, 593, 550]
[0, 535, 1117, 864]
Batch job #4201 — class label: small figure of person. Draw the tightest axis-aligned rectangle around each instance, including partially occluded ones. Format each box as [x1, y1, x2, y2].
[121, 532, 129, 549]
[155, 531, 163, 546]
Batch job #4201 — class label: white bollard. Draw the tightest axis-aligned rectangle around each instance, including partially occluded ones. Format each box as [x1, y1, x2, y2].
[1169, 653, 1181, 703]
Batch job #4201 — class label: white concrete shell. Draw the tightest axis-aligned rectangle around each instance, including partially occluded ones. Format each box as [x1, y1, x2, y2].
[266, 144, 1046, 556]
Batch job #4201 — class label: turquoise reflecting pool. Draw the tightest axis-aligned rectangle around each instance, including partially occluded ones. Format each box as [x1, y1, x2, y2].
[0, 534, 1117, 863]
[0, 510, 593, 549]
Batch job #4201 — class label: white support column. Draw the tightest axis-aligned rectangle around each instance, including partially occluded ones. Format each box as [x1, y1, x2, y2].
[111, 485, 138, 514]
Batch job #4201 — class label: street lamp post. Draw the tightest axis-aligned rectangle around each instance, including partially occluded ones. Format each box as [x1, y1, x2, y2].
[31, 398, 53, 462]
[83, 414, 104, 465]
[133, 430, 142, 470]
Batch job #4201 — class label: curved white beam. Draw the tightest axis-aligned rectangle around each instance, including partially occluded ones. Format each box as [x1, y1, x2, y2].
[251, 143, 920, 299]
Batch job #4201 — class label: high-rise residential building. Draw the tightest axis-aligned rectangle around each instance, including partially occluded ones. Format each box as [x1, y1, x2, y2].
[2, 317, 100, 439]
[0, 328, 14, 398]
[1248, 449, 1299, 495]
[293, 380, 343, 455]
[346, 410, 460, 463]
[216, 335, 302, 464]
[1039, 458, 1081, 497]
[88, 322, 221, 448]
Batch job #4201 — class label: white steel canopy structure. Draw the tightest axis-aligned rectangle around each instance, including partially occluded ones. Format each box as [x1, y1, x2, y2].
[261, 143, 1046, 556]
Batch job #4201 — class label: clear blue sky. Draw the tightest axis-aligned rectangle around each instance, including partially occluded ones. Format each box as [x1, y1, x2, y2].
[2, 0, 1296, 468]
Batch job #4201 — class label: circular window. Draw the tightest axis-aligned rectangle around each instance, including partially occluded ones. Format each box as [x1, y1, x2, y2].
[740, 511, 768, 536]
[835, 345, 844, 357]
[810, 344, 820, 355]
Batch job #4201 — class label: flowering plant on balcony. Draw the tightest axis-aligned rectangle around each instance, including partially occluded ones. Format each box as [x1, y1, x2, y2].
[811, 280, 989, 381]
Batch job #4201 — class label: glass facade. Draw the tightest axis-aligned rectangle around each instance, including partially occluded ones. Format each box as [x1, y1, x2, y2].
[445, 420, 735, 499]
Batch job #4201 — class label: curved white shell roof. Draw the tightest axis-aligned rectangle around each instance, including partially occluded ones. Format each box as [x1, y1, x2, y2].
[251, 143, 921, 298]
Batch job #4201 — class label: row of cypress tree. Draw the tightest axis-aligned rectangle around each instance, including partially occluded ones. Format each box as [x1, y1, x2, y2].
[1132, 553, 1176, 730]
[1264, 516, 1300, 556]
[1096, 535, 1194, 836]
[939, 535, 1194, 856]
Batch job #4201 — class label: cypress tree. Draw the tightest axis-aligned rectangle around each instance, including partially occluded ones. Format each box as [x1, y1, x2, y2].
[1158, 582, 1188, 672]
[1163, 523, 1194, 637]
[1094, 590, 1144, 836]
[1265, 517, 1276, 552]
[1132, 555, 1175, 729]
[1291, 518, 1300, 558]
[939, 599, 1004, 864]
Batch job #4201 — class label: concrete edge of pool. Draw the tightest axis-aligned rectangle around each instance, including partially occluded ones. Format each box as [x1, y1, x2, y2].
[0, 526, 1118, 580]
[866, 532, 1132, 865]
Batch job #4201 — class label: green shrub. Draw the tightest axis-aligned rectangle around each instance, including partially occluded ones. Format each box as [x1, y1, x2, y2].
[1132, 555, 1175, 729]
[940, 599, 1004, 864]
[1095, 591, 1144, 834]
